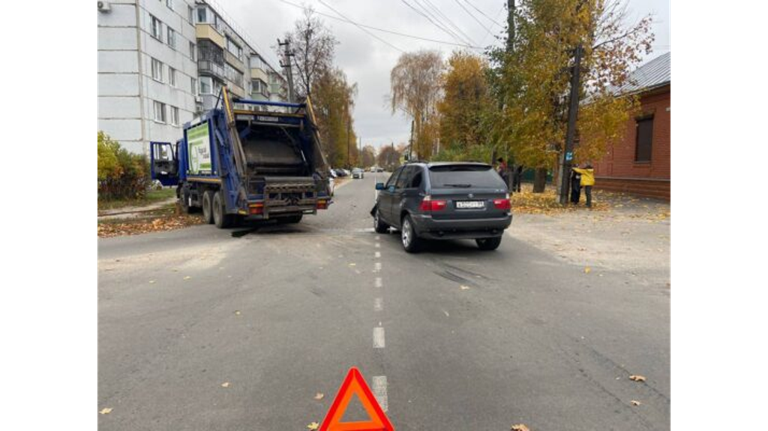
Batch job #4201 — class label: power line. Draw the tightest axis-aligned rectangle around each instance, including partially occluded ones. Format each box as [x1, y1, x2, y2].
[400, 0, 472, 47]
[400, 0, 464, 45]
[275, 0, 481, 49]
[317, 0, 405, 53]
[452, 0, 495, 42]
[417, 0, 477, 46]
[480, 4, 506, 45]
[462, 0, 504, 28]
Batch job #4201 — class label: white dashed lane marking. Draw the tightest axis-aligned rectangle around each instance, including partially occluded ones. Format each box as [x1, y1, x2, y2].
[375, 251, 381, 259]
[373, 327, 386, 348]
[374, 297, 383, 311]
[375, 277, 383, 288]
[374, 262, 382, 272]
[372, 376, 389, 412]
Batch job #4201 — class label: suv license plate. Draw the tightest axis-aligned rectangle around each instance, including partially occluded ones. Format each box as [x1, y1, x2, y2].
[456, 200, 485, 209]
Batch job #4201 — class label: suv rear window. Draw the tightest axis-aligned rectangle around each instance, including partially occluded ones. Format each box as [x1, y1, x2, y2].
[428, 165, 506, 189]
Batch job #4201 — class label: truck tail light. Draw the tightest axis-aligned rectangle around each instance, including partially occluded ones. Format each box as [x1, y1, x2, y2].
[249, 202, 264, 215]
[316, 199, 328, 210]
[493, 196, 511, 210]
[419, 195, 447, 212]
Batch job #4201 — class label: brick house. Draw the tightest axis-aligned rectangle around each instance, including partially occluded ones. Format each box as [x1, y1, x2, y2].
[593, 52, 671, 200]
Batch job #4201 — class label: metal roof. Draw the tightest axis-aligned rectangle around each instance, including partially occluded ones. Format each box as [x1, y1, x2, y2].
[614, 52, 671, 95]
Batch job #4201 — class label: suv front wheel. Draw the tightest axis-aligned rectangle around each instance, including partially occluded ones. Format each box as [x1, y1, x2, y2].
[401, 215, 422, 253]
[374, 207, 390, 233]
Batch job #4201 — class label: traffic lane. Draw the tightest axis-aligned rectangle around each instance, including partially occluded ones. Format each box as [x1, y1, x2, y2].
[374, 232, 669, 430]
[98, 175, 386, 430]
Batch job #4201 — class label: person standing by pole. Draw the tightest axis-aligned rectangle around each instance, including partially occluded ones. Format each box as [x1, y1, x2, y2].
[570, 168, 582, 204]
[572, 164, 595, 208]
[496, 157, 511, 190]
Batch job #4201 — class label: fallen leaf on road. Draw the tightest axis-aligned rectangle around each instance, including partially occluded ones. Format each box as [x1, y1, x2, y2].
[149, 280, 155, 284]
[234, 310, 241, 316]
[631, 400, 641, 406]
[629, 375, 646, 382]
[314, 393, 324, 400]
[221, 382, 230, 388]
[584, 267, 591, 274]
[184, 276, 191, 280]
[511, 424, 530, 431]
[99, 408, 113, 415]
[307, 422, 320, 430]
[348, 263, 356, 267]
[460, 285, 470, 290]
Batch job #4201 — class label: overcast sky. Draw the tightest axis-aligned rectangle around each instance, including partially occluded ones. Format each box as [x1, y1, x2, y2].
[223, 0, 670, 151]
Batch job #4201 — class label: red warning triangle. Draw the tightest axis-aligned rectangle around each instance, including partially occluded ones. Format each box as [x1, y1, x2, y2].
[319, 367, 395, 431]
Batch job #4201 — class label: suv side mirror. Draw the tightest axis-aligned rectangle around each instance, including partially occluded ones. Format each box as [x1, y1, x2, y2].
[375, 182, 385, 190]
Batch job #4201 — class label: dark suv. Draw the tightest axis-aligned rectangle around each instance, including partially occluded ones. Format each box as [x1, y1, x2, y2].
[371, 162, 512, 252]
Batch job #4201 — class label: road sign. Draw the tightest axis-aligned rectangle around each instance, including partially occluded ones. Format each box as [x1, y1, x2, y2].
[319, 367, 394, 431]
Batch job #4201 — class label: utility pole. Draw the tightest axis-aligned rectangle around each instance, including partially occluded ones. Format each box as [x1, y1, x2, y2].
[506, 0, 515, 53]
[277, 39, 295, 102]
[408, 120, 414, 161]
[559, 43, 583, 205]
[346, 117, 351, 169]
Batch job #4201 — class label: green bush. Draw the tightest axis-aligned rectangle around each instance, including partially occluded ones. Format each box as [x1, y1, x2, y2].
[98, 131, 151, 201]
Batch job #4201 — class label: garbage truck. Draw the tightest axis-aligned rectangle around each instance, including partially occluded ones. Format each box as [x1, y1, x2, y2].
[150, 87, 332, 228]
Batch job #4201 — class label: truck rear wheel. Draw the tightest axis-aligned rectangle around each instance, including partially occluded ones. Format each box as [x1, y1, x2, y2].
[202, 191, 215, 224]
[212, 191, 235, 229]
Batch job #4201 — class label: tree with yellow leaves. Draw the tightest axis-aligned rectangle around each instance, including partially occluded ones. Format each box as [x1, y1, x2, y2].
[390, 50, 444, 160]
[436, 51, 494, 161]
[489, 0, 654, 191]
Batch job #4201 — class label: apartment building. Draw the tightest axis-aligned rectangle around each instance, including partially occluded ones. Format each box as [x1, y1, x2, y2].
[98, 0, 287, 154]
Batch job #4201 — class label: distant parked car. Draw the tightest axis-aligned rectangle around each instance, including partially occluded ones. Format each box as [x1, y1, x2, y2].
[334, 168, 348, 177]
[371, 162, 512, 253]
[352, 168, 365, 179]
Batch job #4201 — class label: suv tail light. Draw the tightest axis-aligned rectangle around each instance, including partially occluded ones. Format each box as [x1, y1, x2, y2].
[419, 195, 447, 212]
[493, 195, 511, 210]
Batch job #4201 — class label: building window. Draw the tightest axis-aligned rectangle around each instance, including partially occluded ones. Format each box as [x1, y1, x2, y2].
[168, 67, 176, 87]
[200, 77, 213, 95]
[252, 79, 268, 97]
[167, 27, 176, 49]
[151, 58, 163, 82]
[197, 6, 208, 24]
[188, 5, 194, 24]
[153, 101, 167, 123]
[252, 55, 265, 70]
[189, 41, 196, 60]
[150, 15, 162, 41]
[635, 116, 654, 162]
[226, 37, 242, 60]
[191, 77, 197, 95]
[170, 106, 180, 126]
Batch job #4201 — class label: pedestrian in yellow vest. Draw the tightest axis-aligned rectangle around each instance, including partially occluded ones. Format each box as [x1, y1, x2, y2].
[572, 164, 595, 207]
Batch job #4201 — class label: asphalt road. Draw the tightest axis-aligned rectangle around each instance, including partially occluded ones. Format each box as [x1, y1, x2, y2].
[99, 173, 670, 430]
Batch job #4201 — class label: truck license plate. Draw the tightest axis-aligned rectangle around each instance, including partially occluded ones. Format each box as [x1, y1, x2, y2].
[456, 200, 485, 209]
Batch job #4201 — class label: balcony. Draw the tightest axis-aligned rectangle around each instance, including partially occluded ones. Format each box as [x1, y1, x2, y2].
[224, 51, 244, 72]
[198, 60, 225, 81]
[251, 68, 268, 83]
[195, 24, 225, 48]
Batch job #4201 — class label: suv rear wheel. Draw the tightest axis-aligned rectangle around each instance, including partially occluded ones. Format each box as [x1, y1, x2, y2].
[476, 236, 502, 251]
[401, 215, 422, 253]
